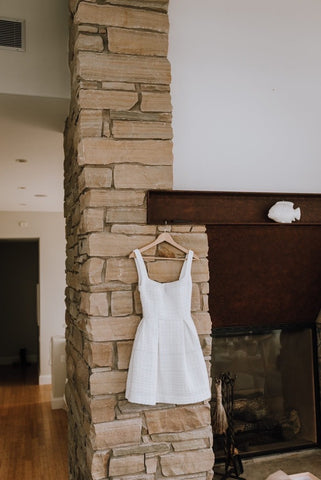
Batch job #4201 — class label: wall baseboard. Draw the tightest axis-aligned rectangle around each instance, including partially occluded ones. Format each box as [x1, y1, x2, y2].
[39, 374, 51, 385]
[51, 395, 66, 410]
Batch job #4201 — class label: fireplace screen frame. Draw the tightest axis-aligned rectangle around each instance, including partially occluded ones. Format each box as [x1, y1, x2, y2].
[211, 323, 321, 459]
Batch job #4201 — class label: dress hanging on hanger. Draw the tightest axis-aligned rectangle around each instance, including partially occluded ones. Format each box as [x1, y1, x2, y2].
[125, 248, 210, 405]
[129, 231, 199, 260]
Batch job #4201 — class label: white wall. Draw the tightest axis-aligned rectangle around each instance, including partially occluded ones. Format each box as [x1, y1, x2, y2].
[0, 211, 65, 383]
[169, 0, 321, 193]
[0, 0, 69, 98]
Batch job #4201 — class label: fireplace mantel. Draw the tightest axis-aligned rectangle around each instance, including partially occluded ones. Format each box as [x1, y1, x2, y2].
[147, 190, 321, 329]
[147, 190, 321, 225]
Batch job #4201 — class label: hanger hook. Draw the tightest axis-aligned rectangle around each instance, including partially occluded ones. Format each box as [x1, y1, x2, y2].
[163, 220, 170, 232]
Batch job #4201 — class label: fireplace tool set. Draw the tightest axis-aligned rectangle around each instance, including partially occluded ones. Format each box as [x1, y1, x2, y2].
[214, 373, 246, 480]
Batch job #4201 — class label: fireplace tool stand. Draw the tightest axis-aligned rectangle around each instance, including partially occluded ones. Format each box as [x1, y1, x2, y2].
[215, 373, 246, 480]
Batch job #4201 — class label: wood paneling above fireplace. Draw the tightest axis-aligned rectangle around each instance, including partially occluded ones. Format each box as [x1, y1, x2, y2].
[147, 191, 321, 328]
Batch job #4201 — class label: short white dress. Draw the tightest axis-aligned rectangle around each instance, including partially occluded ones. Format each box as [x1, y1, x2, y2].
[125, 249, 211, 405]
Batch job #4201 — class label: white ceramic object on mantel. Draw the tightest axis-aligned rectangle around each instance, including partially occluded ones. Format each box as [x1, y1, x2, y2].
[268, 201, 301, 224]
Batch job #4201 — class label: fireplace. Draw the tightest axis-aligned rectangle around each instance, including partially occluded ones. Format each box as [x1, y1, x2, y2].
[212, 325, 319, 457]
[147, 190, 321, 459]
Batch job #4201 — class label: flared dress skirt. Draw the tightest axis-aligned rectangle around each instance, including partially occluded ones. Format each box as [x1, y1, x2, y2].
[125, 249, 211, 405]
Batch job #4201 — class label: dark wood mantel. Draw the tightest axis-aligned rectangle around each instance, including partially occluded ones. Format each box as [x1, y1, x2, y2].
[147, 190, 321, 329]
[147, 190, 321, 225]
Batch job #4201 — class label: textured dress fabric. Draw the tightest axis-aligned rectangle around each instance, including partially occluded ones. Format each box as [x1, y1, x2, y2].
[125, 249, 211, 405]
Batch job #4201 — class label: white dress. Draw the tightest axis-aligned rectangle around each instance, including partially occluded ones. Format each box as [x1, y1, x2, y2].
[125, 249, 211, 405]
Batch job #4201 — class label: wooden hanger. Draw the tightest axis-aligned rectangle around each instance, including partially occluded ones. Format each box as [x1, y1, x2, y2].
[129, 231, 199, 260]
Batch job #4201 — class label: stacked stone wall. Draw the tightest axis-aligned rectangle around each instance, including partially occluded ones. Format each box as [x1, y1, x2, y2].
[64, 1, 214, 479]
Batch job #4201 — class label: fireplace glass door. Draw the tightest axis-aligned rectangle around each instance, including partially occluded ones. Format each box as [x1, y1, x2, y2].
[212, 327, 318, 457]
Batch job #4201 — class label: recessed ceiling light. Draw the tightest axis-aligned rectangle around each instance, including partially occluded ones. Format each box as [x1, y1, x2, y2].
[19, 203, 27, 206]
[17, 186, 26, 190]
[34, 194, 47, 197]
[15, 158, 28, 163]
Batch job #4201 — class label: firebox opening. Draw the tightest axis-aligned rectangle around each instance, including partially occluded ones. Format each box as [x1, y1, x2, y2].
[212, 325, 320, 459]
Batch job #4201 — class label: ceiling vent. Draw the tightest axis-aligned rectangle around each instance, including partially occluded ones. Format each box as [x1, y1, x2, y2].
[0, 18, 25, 51]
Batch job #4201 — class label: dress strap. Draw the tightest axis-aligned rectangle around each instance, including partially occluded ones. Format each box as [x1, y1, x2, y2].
[133, 249, 148, 284]
[179, 250, 194, 279]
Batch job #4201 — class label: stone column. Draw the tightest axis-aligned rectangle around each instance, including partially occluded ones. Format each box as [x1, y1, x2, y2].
[64, 1, 214, 479]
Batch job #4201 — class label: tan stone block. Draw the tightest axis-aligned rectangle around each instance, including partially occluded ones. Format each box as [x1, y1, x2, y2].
[105, 0, 168, 11]
[172, 439, 209, 452]
[111, 224, 156, 235]
[80, 190, 108, 209]
[84, 340, 113, 367]
[192, 312, 212, 335]
[102, 81, 136, 91]
[68, 326, 83, 354]
[75, 33, 104, 52]
[108, 27, 168, 56]
[81, 190, 145, 209]
[88, 233, 155, 257]
[112, 475, 154, 480]
[200, 335, 212, 357]
[103, 116, 111, 137]
[145, 405, 211, 434]
[114, 164, 172, 189]
[201, 282, 209, 294]
[79, 79, 99, 89]
[79, 89, 138, 110]
[171, 233, 208, 258]
[87, 449, 110, 480]
[111, 110, 171, 123]
[81, 258, 104, 285]
[160, 449, 214, 477]
[77, 52, 171, 84]
[106, 207, 146, 224]
[90, 370, 127, 395]
[112, 440, 170, 457]
[191, 284, 201, 312]
[78, 138, 172, 166]
[91, 418, 142, 449]
[117, 341, 133, 369]
[75, 3, 169, 33]
[141, 83, 170, 92]
[202, 294, 209, 312]
[78, 25, 98, 33]
[150, 426, 213, 443]
[147, 260, 181, 283]
[105, 258, 138, 284]
[155, 245, 186, 261]
[112, 120, 172, 140]
[86, 316, 141, 341]
[78, 109, 103, 137]
[171, 225, 191, 233]
[109, 454, 145, 477]
[111, 290, 133, 316]
[141, 92, 172, 112]
[191, 261, 210, 283]
[80, 292, 108, 316]
[79, 208, 104, 233]
[79, 166, 112, 191]
[191, 226, 207, 233]
[146, 457, 158, 473]
[89, 395, 117, 423]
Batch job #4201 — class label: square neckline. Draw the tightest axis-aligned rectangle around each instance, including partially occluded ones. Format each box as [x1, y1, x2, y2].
[134, 249, 193, 286]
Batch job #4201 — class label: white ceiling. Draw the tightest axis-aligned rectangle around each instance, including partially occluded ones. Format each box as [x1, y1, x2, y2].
[0, 0, 70, 212]
[0, 93, 69, 212]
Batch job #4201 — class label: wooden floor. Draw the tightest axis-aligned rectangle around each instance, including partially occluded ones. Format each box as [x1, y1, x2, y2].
[0, 364, 68, 479]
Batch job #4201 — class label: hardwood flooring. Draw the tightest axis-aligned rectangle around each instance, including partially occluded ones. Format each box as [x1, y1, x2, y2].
[0, 364, 68, 479]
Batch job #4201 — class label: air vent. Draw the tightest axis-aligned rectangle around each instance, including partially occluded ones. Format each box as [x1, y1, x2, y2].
[0, 18, 25, 51]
